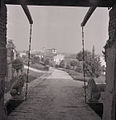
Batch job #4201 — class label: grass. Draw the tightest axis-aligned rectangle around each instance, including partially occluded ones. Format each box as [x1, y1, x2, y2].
[23, 69, 44, 82]
[62, 68, 105, 118]
[61, 68, 89, 82]
[61, 68, 106, 84]
[30, 63, 49, 71]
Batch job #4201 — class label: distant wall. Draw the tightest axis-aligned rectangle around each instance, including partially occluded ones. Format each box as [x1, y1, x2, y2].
[103, 3, 116, 120]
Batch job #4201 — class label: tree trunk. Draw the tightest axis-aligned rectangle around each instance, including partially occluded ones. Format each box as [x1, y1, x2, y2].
[0, 0, 7, 120]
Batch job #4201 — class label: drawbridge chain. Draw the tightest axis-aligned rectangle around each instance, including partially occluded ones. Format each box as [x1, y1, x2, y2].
[82, 26, 87, 103]
[25, 24, 33, 100]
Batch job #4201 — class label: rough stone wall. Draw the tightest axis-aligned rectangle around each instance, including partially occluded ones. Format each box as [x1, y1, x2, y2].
[0, 1, 7, 120]
[103, 3, 116, 120]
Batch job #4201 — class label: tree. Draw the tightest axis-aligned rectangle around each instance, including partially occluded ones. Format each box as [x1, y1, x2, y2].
[12, 54, 24, 75]
[75, 62, 82, 73]
[76, 50, 91, 61]
[70, 60, 78, 69]
[44, 58, 50, 65]
[76, 50, 102, 78]
[59, 60, 65, 68]
[32, 56, 40, 64]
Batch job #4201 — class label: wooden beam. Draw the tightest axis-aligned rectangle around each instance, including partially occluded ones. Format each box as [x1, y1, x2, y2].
[6, 0, 115, 7]
[81, 7, 96, 27]
[20, 0, 33, 24]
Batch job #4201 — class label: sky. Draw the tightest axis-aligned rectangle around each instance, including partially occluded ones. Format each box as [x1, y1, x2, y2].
[7, 5, 109, 55]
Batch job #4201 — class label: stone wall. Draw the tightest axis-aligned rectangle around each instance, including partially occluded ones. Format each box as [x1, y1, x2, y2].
[103, 3, 116, 120]
[0, 1, 7, 120]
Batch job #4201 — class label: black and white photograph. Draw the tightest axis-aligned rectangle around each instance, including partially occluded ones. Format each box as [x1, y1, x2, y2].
[0, 0, 115, 120]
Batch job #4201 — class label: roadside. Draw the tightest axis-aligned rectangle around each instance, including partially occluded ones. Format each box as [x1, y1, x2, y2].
[59, 68, 105, 84]
[8, 68, 101, 120]
[4, 66, 53, 105]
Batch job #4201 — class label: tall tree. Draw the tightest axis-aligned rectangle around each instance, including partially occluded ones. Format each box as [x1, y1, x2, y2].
[76, 50, 102, 78]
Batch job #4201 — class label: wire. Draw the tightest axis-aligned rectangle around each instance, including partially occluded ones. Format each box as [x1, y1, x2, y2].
[25, 24, 33, 100]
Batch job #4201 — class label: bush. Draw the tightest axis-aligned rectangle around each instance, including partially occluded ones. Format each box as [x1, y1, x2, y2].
[70, 60, 78, 69]
[31, 56, 40, 64]
[44, 58, 50, 65]
[75, 66, 82, 73]
[12, 58, 24, 73]
[59, 60, 65, 68]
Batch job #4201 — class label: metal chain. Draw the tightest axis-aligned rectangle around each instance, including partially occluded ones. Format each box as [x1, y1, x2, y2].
[25, 24, 33, 100]
[82, 27, 87, 103]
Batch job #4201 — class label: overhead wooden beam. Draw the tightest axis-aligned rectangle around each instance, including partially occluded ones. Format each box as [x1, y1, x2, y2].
[6, 0, 115, 7]
[81, 6, 96, 27]
[20, 0, 33, 24]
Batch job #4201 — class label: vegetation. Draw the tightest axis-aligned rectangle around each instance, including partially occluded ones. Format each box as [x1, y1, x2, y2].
[12, 56, 24, 74]
[70, 60, 78, 69]
[59, 60, 65, 68]
[31, 56, 40, 64]
[76, 50, 102, 78]
[44, 58, 50, 65]
[30, 63, 49, 71]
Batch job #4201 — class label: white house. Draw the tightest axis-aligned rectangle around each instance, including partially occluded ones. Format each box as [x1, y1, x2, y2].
[54, 54, 64, 65]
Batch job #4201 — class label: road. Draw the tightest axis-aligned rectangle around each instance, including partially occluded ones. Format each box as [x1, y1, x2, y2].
[8, 68, 101, 120]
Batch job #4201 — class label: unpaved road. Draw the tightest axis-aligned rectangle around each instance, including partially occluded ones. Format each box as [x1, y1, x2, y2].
[8, 68, 100, 120]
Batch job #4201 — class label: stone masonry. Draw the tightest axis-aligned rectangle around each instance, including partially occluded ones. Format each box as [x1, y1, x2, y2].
[0, 0, 7, 120]
[103, 3, 116, 120]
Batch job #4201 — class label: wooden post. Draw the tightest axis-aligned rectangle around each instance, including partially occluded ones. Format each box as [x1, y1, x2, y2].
[0, 0, 7, 120]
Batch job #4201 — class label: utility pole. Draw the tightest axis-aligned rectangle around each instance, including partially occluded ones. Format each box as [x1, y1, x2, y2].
[0, 0, 7, 120]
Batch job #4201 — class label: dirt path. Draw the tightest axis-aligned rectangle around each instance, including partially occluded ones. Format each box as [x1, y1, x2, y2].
[8, 68, 101, 120]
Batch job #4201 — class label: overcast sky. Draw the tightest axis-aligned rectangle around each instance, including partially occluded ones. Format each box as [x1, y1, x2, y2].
[7, 5, 109, 54]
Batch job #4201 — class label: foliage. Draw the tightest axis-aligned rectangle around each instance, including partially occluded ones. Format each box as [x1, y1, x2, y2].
[10, 74, 26, 96]
[66, 64, 71, 69]
[75, 62, 82, 73]
[44, 58, 50, 65]
[12, 58, 24, 73]
[31, 56, 40, 64]
[70, 60, 78, 69]
[76, 51, 91, 61]
[59, 60, 65, 68]
[76, 50, 102, 78]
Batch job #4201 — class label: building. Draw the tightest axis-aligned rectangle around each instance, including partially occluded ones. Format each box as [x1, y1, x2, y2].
[54, 54, 64, 65]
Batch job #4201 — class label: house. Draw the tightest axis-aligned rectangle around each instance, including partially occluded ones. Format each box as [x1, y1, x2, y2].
[54, 54, 64, 65]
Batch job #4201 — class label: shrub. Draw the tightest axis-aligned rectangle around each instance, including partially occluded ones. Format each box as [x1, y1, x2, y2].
[59, 60, 65, 68]
[66, 64, 71, 69]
